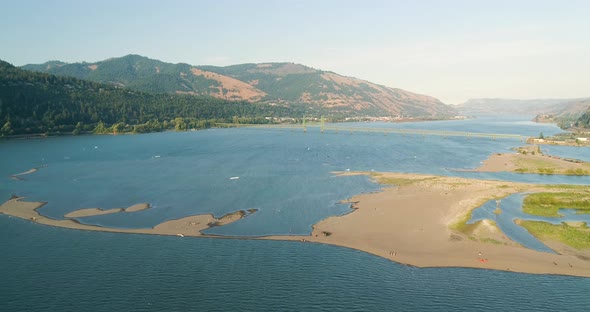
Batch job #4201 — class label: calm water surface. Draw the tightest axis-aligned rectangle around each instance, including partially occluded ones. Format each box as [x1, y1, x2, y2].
[1, 116, 589, 311]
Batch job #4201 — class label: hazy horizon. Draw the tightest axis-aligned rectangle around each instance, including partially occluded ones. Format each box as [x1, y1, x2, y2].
[2, 0, 589, 104]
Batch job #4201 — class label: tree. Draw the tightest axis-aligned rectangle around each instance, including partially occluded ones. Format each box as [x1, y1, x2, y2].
[1, 120, 13, 136]
[174, 117, 186, 131]
[93, 121, 108, 134]
[72, 122, 83, 135]
[539, 132, 544, 139]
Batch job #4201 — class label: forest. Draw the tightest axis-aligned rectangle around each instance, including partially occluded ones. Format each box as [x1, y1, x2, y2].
[0, 60, 326, 136]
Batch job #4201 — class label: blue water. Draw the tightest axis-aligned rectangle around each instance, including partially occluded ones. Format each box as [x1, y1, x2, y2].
[2, 116, 590, 311]
[2, 217, 590, 312]
[468, 194, 590, 253]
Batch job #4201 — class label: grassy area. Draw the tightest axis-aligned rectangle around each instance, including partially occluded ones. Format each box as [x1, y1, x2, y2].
[565, 168, 590, 175]
[369, 172, 434, 186]
[450, 210, 478, 234]
[523, 192, 590, 217]
[515, 157, 556, 168]
[451, 216, 505, 244]
[513, 156, 590, 175]
[519, 220, 590, 249]
[543, 184, 589, 190]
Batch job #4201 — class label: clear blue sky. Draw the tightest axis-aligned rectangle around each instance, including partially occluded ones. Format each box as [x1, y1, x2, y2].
[2, 0, 589, 104]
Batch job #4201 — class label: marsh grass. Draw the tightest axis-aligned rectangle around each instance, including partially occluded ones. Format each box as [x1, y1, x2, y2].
[523, 192, 590, 217]
[519, 220, 590, 249]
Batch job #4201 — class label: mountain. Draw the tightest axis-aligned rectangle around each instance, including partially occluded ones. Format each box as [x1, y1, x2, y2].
[0, 60, 302, 136]
[539, 98, 590, 119]
[573, 104, 590, 128]
[454, 98, 582, 116]
[23, 55, 457, 118]
[544, 98, 590, 129]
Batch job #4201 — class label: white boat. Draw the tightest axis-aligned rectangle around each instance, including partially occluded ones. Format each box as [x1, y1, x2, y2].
[230, 176, 240, 180]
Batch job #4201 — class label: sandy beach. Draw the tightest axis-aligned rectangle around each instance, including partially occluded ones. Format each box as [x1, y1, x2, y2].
[267, 172, 590, 277]
[2, 172, 590, 278]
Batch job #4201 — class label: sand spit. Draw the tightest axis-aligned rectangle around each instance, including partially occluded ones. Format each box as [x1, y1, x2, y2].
[266, 172, 590, 278]
[3, 172, 590, 277]
[10, 168, 39, 180]
[0, 197, 251, 237]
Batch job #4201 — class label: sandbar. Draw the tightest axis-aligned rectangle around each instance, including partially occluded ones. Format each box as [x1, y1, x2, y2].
[0, 197, 251, 237]
[474, 145, 590, 175]
[2, 172, 590, 278]
[63, 203, 150, 218]
[10, 167, 39, 180]
[125, 203, 150, 212]
[64, 208, 124, 218]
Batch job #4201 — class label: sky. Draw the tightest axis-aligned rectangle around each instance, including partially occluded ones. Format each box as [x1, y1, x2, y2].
[1, 0, 589, 104]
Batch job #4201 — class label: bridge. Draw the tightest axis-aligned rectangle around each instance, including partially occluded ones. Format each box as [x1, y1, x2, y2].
[215, 120, 527, 141]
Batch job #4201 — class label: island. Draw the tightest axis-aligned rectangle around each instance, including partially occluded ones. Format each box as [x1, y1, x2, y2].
[475, 145, 590, 175]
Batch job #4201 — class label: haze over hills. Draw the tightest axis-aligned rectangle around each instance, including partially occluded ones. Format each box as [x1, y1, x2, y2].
[22, 54, 458, 118]
[456, 98, 590, 118]
[540, 98, 590, 119]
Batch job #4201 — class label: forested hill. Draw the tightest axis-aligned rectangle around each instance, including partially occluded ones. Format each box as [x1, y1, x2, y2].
[23, 55, 457, 118]
[0, 60, 306, 136]
[573, 103, 590, 128]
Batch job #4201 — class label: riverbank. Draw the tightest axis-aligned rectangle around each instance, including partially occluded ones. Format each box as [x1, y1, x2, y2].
[2, 172, 590, 277]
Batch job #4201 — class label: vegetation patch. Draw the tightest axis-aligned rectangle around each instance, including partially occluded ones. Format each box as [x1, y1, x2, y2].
[543, 184, 589, 190]
[368, 173, 433, 186]
[565, 168, 590, 175]
[523, 192, 590, 217]
[450, 211, 479, 235]
[519, 220, 590, 249]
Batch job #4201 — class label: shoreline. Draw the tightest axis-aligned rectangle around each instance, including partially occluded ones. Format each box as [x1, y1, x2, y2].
[2, 173, 590, 278]
[0, 117, 466, 140]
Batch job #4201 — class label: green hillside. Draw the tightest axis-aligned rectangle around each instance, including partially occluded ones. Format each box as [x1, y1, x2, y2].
[23, 55, 457, 118]
[0, 60, 306, 136]
[573, 103, 590, 128]
[22, 55, 221, 95]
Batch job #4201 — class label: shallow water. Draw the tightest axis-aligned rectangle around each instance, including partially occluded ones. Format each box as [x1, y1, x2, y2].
[469, 193, 590, 253]
[2, 116, 590, 310]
